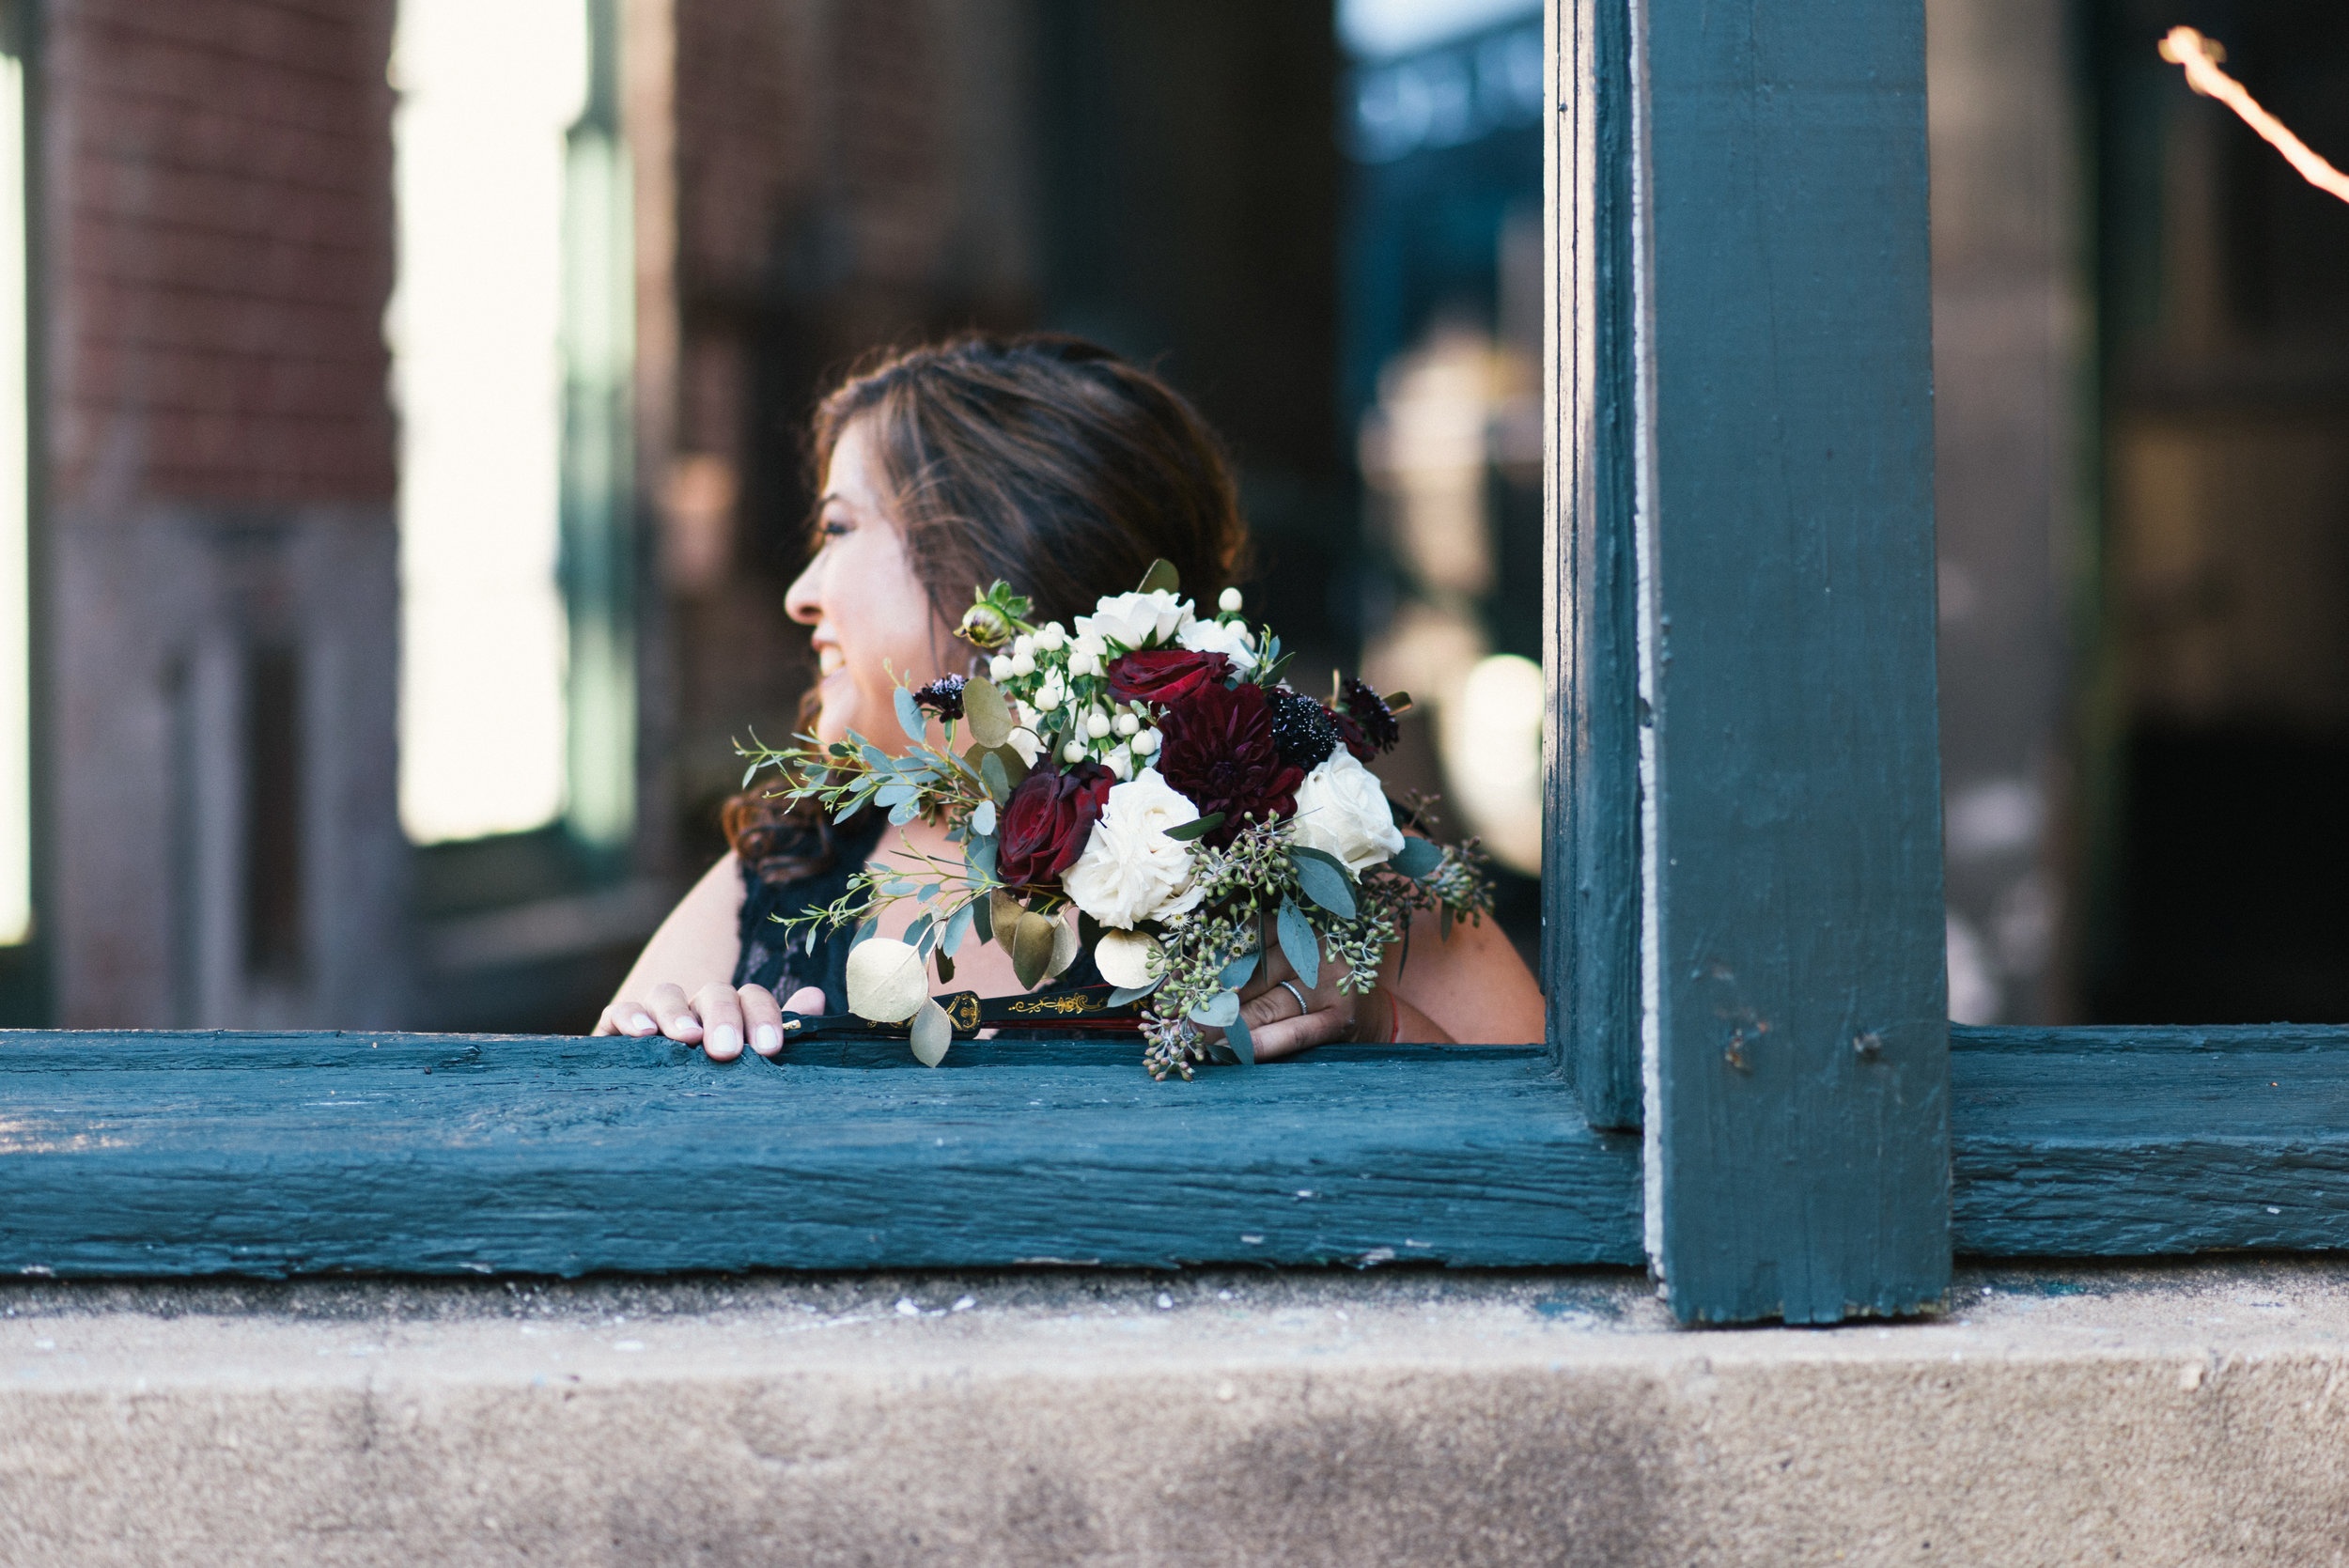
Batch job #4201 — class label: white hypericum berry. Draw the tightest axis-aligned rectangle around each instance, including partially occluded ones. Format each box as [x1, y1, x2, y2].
[1113, 712, 1140, 737]
[988, 654, 1014, 682]
[1063, 740, 1086, 764]
[1085, 707, 1111, 738]
[1133, 728, 1160, 754]
[1219, 587, 1243, 613]
[1012, 632, 1035, 659]
[1037, 622, 1067, 650]
[1010, 650, 1036, 678]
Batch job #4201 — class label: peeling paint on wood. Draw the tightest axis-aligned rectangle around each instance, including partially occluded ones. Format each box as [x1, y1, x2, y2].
[1547, 0, 1643, 1131]
[0, 1032, 1644, 1276]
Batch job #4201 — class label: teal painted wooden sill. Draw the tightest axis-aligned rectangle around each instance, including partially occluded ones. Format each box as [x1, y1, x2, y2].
[0, 1032, 1643, 1277]
[11, 1024, 2344, 1278]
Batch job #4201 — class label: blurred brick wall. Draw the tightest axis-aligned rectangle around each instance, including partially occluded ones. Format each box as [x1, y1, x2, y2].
[43, 0, 405, 1026]
[48, 0, 396, 506]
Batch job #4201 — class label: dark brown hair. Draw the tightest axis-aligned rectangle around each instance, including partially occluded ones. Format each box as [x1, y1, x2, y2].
[727, 334, 1252, 883]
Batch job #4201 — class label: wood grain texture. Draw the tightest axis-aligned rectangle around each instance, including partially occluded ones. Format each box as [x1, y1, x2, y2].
[1546, 0, 1642, 1130]
[1639, 0, 1949, 1322]
[1953, 1024, 2349, 1257]
[0, 1032, 1643, 1276]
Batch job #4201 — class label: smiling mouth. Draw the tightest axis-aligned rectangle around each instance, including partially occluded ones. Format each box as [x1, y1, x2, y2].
[817, 645, 845, 676]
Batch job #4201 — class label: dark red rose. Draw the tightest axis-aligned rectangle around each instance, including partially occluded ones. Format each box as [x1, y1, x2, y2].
[1153, 681, 1304, 846]
[995, 761, 1114, 886]
[1105, 648, 1232, 708]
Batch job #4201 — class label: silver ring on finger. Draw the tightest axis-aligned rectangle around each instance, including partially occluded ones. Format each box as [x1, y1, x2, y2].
[1277, 979, 1310, 1019]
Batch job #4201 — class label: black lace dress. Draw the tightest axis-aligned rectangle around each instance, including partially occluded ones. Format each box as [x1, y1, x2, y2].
[731, 809, 887, 1012]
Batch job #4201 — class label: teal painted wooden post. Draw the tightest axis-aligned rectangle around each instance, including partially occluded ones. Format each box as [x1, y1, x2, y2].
[1631, 0, 1950, 1323]
[1547, 0, 1643, 1129]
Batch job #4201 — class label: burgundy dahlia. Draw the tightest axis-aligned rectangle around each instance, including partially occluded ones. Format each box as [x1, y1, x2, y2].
[1105, 648, 1233, 708]
[996, 762, 1113, 885]
[1154, 681, 1304, 846]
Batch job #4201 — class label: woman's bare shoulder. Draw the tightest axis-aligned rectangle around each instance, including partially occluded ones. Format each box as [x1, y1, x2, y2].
[1383, 893, 1545, 1046]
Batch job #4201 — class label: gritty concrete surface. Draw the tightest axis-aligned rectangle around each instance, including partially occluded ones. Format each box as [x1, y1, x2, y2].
[5, 1260, 2349, 1566]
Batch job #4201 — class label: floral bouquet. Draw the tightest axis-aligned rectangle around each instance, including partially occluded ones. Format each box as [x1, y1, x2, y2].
[739, 560, 1494, 1079]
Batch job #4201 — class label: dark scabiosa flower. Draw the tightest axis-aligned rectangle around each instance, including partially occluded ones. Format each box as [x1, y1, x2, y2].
[1154, 681, 1305, 846]
[1264, 686, 1341, 771]
[912, 675, 967, 721]
[1333, 676, 1402, 761]
[996, 761, 1114, 886]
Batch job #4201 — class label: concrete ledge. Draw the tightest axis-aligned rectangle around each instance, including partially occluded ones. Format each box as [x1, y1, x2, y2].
[7, 1261, 2349, 1565]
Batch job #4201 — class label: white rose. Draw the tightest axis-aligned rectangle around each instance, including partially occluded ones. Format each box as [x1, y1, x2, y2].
[1062, 770, 1208, 929]
[1289, 750, 1406, 876]
[1075, 590, 1191, 650]
[1175, 614, 1259, 673]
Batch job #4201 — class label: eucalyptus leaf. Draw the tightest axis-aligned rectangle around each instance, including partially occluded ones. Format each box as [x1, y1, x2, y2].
[1011, 911, 1057, 990]
[990, 890, 1026, 952]
[1219, 946, 1260, 991]
[905, 913, 933, 950]
[1290, 849, 1358, 919]
[967, 833, 999, 884]
[934, 949, 955, 985]
[909, 999, 952, 1068]
[1439, 903, 1455, 941]
[972, 892, 994, 944]
[1103, 981, 1161, 1007]
[1161, 812, 1223, 843]
[1276, 896, 1321, 988]
[832, 797, 869, 824]
[851, 915, 879, 949]
[894, 685, 926, 743]
[859, 742, 892, 771]
[887, 797, 918, 827]
[1225, 1012, 1256, 1066]
[1136, 557, 1181, 596]
[962, 675, 1013, 749]
[941, 899, 974, 957]
[1390, 834, 1444, 879]
[972, 800, 997, 837]
[1188, 988, 1241, 1028]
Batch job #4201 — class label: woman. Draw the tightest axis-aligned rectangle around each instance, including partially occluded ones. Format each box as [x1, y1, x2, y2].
[597, 334, 1544, 1061]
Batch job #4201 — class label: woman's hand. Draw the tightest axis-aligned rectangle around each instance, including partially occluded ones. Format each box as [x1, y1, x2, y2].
[593, 982, 827, 1060]
[1226, 942, 1396, 1062]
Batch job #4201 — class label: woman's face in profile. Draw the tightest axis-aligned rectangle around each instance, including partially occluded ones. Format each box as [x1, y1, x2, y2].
[785, 416, 958, 747]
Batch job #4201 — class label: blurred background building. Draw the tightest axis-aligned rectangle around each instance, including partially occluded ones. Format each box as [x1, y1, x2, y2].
[0, 0, 2340, 1033]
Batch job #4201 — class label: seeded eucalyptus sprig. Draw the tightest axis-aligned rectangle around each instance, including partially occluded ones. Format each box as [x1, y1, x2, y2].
[1131, 818, 1497, 1080]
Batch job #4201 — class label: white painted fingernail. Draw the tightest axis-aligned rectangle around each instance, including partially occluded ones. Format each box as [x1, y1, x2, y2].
[629, 1014, 656, 1034]
[752, 1024, 780, 1054]
[708, 1025, 741, 1057]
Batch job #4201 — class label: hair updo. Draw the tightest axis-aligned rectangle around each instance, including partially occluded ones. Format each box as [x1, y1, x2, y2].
[724, 334, 1254, 883]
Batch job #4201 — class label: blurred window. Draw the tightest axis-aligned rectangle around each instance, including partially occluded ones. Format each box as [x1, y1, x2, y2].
[388, 0, 590, 845]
